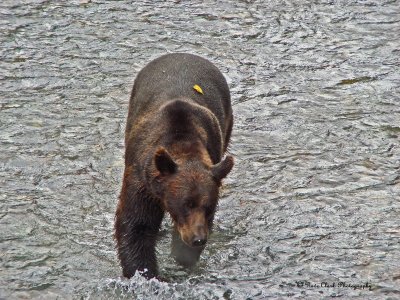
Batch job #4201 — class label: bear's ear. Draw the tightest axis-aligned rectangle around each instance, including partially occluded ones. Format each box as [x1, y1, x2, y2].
[155, 147, 177, 176]
[211, 155, 234, 181]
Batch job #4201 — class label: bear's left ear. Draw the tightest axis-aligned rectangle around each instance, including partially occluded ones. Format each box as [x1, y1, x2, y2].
[211, 155, 234, 182]
[155, 147, 177, 176]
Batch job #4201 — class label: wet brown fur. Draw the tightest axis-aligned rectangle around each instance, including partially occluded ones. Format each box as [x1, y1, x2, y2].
[115, 53, 233, 279]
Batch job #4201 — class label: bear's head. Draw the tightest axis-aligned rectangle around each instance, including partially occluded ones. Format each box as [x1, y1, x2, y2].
[150, 147, 233, 248]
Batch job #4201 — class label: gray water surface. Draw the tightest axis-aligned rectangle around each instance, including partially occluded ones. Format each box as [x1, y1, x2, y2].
[1, 1, 399, 299]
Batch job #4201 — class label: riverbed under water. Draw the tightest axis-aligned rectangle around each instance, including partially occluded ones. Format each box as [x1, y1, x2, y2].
[1, 0, 399, 299]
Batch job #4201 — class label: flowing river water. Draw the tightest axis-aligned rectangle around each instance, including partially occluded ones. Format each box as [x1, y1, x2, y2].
[1, 1, 399, 299]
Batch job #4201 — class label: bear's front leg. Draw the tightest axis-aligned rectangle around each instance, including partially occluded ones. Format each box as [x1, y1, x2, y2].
[115, 182, 164, 279]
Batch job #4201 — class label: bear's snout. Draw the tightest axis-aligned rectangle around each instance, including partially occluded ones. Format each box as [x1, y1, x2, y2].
[192, 237, 207, 247]
[178, 211, 209, 248]
[191, 224, 207, 247]
[181, 228, 208, 248]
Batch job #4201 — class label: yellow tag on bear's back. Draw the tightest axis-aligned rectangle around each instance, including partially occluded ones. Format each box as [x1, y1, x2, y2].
[193, 84, 204, 95]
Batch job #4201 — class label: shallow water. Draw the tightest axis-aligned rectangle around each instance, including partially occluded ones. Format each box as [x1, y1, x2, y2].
[1, 0, 399, 299]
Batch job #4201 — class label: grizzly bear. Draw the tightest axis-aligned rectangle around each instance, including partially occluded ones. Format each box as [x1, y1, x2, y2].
[115, 53, 234, 279]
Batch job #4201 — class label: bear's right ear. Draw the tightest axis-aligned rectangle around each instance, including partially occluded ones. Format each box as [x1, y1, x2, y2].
[211, 155, 234, 182]
[154, 147, 177, 176]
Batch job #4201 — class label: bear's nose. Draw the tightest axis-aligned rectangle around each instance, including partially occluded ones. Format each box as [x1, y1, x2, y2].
[192, 237, 207, 247]
[191, 223, 207, 247]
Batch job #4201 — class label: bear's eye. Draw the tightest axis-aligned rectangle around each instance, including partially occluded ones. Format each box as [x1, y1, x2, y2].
[186, 201, 196, 209]
[183, 197, 197, 209]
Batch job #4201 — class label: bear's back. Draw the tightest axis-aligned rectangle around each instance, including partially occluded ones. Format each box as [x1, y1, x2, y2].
[127, 53, 231, 131]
